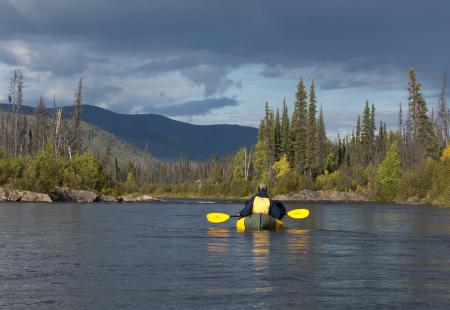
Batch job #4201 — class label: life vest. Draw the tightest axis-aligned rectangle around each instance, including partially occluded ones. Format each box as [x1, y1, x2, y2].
[252, 196, 270, 214]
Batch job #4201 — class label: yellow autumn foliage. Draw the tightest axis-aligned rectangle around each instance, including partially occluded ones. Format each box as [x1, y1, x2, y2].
[441, 145, 450, 160]
[272, 154, 290, 180]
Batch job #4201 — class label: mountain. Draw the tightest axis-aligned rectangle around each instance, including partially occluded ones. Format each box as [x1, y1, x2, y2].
[0, 103, 258, 160]
[0, 104, 154, 166]
[81, 121, 155, 166]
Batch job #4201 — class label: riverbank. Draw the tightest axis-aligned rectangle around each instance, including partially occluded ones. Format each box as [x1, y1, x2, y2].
[0, 187, 161, 203]
[2, 186, 445, 208]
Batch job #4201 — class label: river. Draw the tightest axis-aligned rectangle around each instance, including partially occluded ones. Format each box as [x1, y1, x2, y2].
[0, 202, 449, 309]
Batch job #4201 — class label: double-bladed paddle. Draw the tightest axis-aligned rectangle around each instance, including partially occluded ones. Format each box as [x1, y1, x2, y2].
[206, 208, 309, 223]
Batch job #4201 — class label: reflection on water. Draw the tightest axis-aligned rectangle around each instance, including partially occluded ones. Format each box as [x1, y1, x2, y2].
[0, 202, 449, 309]
[287, 229, 310, 254]
[250, 231, 272, 297]
[206, 228, 231, 253]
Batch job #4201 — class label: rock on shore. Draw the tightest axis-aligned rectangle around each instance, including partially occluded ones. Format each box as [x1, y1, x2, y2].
[0, 187, 160, 203]
[273, 190, 369, 202]
[54, 187, 99, 203]
[0, 188, 52, 202]
[405, 196, 427, 205]
[118, 193, 160, 203]
[99, 195, 118, 202]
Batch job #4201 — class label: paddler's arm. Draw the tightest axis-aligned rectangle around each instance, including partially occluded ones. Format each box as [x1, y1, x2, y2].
[269, 200, 284, 220]
[238, 197, 254, 217]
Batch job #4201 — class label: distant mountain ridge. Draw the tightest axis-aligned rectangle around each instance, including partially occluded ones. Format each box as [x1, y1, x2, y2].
[0, 103, 258, 160]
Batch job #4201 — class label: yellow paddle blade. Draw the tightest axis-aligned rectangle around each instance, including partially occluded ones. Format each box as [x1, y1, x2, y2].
[206, 213, 231, 223]
[287, 209, 310, 219]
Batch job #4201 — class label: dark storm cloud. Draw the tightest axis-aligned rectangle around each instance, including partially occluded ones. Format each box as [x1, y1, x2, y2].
[84, 85, 122, 104]
[136, 52, 242, 95]
[144, 97, 239, 116]
[2, 0, 449, 73]
[1, 0, 449, 115]
[260, 67, 284, 79]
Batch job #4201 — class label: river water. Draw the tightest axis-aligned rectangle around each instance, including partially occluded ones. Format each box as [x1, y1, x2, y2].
[0, 202, 449, 309]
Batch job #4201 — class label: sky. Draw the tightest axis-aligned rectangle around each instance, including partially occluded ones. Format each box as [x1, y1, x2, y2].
[0, 0, 449, 137]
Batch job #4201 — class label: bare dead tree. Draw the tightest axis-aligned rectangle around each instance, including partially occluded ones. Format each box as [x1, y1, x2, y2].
[7, 69, 25, 156]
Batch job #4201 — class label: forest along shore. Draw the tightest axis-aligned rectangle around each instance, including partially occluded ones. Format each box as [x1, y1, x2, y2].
[0, 69, 449, 208]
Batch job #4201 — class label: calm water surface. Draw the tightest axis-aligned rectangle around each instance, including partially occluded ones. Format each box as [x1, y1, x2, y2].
[0, 202, 449, 309]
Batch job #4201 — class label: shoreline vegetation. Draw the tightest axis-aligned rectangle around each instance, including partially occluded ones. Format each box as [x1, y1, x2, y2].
[0, 186, 436, 207]
[0, 68, 449, 207]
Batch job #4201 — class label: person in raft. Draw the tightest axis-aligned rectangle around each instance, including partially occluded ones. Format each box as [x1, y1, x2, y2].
[238, 184, 286, 220]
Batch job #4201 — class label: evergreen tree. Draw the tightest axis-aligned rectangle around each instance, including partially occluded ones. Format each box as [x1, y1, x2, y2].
[398, 102, 404, 137]
[274, 108, 281, 160]
[264, 102, 276, 179]
[437, 73, 448, 149]
[360, 101, 372, 163]
[355, 115, 361, 143]
[408, 68, 419, 140]
[71, 77, 83, 155]
[34, 96, 48, 152]
[305, 81, 318, 174]
[409, 70, 438, 158]
[292, 79, 308, 172]
[317, 106, 327, 172]
[258, 119, 266, 142]
[370, 104, 376, 145]
[252, 139, 269, 183]
[375, 120, 386, 161]
[280, 99, 292, 160]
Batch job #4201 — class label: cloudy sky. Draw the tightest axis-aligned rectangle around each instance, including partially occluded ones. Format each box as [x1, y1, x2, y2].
[0, 0, 449, 136]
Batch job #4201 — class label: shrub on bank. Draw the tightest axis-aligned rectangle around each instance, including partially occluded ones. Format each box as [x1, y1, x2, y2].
[16, 145, 112, 197]
[396, 158, 435, 201]
[0, 147, 22, 186]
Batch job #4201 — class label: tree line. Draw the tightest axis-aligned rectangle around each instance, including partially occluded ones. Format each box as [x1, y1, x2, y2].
[0, 68, 449, 205]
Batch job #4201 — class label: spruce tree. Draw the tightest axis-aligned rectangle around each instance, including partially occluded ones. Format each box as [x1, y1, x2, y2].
[360, 101, 373, 163]
[292, 79, 308, 172]
[355, 115, 361, 144]
[398, 102, 404, 137]
[409, 70, 438, 158]
[437, 73, 448, 149]
[34, 96, 48, 152]
[274, 109, 281, 160]
[264, 102, 276, 179]
[258, 119, 266, 142]
[71, 77, 83, 155]
[408, 68, 419, 140]
[376, 120, 386, 160]
[317, 106, 327, 172]
[280, 99, 292, 160]
[305, 81, 318, 174]
[370, 104, 376, 145]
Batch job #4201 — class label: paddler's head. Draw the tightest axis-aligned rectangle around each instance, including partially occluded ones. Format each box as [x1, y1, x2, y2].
[258, 184, 267, 193]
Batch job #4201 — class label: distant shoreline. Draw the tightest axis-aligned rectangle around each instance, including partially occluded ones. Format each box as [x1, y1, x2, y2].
[1, 187, 442, 207]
